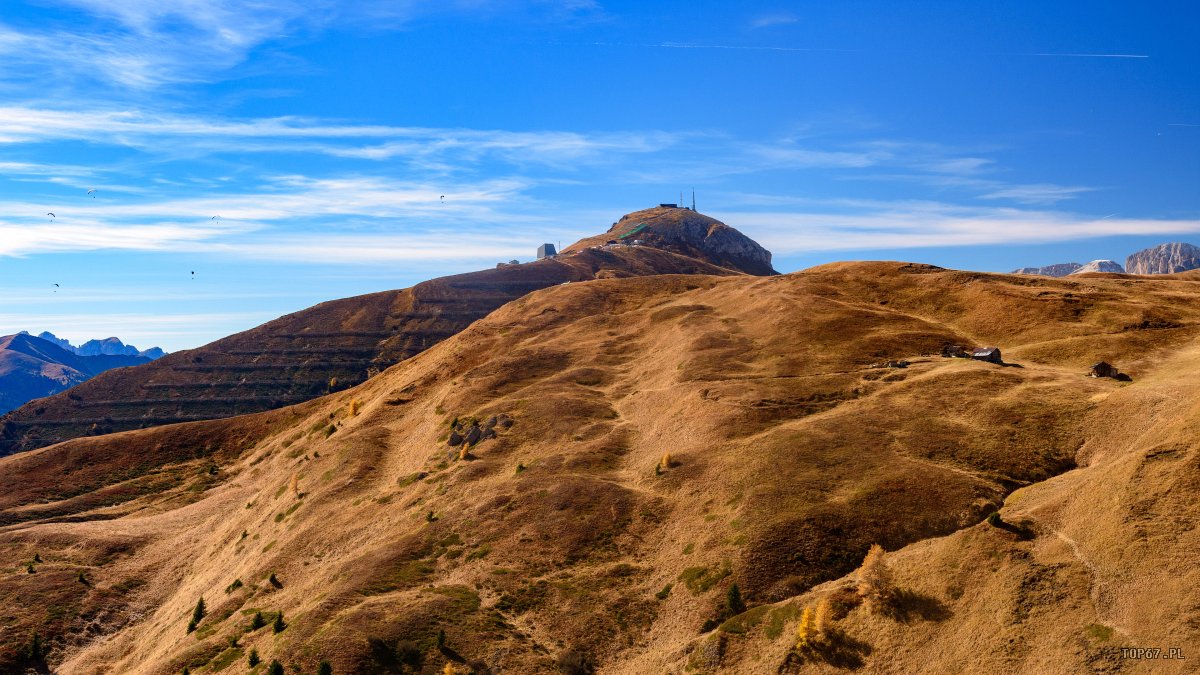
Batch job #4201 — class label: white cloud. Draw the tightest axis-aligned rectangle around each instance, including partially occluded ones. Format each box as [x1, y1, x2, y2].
[980, 183, 1096, 204]
[0, 174, 577, 262]
[0, 106, 681, 169]
[0, 1, 604, 89]
[750, 12, 800, 29]
[717, 201, 1200, 253]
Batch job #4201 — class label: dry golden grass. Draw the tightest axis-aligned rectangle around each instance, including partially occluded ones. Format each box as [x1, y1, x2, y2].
[0, 262, 1198, 673]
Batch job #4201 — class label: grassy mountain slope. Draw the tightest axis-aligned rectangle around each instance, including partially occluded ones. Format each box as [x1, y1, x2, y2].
[0, 264, 1197, 674]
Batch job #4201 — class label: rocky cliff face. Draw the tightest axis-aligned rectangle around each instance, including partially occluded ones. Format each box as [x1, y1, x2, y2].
[1070, 259, 1124, 274]
[1011, 262, 1082, 277]
[1126, 242, 1200, 275]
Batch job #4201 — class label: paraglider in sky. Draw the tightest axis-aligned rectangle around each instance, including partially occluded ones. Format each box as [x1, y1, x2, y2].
[87, 188, 97, 198]
[440, 195, 445, 203]
[47, 212, 55, 219]
[211, 215, 221, 222]
[53, 283, 59, 287]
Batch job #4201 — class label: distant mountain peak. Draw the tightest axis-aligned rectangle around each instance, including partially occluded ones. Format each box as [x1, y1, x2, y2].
[1011, 262, 1082, 277]
[1070, 259, 1125, 275]
[34, 331, 166, 359]
[1126, 242, 1200, 275]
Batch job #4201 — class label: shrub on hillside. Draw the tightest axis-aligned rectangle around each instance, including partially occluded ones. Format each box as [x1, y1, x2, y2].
[557, 648, 595, 675]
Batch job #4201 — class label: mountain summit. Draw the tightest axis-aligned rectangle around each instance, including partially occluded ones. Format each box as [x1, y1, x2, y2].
[566, 206, 778, 275]
[1125, 242, 1200, 275]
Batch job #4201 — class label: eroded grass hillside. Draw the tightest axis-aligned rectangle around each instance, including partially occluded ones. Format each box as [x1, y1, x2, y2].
[1, 264, 1198, 674]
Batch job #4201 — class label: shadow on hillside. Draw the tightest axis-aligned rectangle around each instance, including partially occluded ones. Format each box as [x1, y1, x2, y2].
[992, 518, 1037, 540]
[883, 589, 953, 623]
[999, 362, 1024, 369]
[783, 630, 872, 671]
[439, 644, 465, 663]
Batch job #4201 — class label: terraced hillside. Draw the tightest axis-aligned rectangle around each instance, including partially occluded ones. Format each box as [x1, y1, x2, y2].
[1, 263, 1196, 674]
[0, 207, 766, 455]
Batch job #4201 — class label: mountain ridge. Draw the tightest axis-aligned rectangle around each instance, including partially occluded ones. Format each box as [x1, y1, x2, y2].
[1014, 241, 1199, 277]
[33, 331, 165, 359]
[0, 207, 772, 455]
[0, 333, 154, 414]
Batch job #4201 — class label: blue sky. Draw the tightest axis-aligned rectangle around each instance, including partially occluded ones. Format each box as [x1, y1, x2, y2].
[0, 1, 1196, 351]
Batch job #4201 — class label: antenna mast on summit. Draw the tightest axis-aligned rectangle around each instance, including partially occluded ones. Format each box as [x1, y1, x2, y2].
[692, 189, 696, 211]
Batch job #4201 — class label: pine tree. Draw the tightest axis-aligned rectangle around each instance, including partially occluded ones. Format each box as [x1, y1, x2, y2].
[248, 648, 261, 667]
[795, 605, 816, 650]
[725, 583, 745, 616]
[273, 611, 286, 633]
[27, 631, 43, 660]
[443, 663, 458, 675]
[250, 611, 266, 630]
[33, 553, 42, 563]
[268, 660, 285, 675]
[191, 597, 206, 626]
[436, 628, 446, 649]
[289, 472, 299, 498]
[856, 544, 893, 613]
[317, 662, 333, 675]
[659, 453, 672, 470]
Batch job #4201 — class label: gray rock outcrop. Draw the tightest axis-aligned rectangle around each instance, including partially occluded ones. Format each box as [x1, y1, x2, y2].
[1011, 262, 1082, 277]
[1125, 242, 1200, 275]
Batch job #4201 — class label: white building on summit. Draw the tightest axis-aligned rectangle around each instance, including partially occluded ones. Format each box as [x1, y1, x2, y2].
[537, 243, 557, 259]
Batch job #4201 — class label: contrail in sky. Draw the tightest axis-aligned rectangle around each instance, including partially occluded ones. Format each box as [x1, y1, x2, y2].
[593, 42, 1147, 59]
[1011, 52, 1149, 58]
[592, 41, 857, 53]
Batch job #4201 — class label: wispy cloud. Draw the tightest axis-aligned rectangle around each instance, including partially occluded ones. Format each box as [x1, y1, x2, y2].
[749, 12, 800, 29]
[720, 201, 1200, 253]
[0, 1, 604, 90]
[0, 174, 574, 262]
[0, 106, 682, 169]
[980, 183, 1096, 204]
